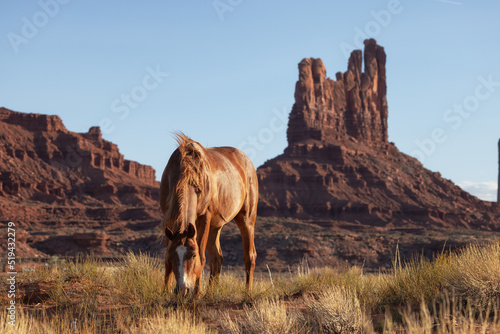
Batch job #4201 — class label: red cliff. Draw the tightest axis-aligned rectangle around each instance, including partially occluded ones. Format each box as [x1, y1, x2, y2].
[0, 107, 161, 257]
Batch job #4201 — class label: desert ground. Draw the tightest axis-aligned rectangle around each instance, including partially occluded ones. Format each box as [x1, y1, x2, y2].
[2, 241, 500, 333]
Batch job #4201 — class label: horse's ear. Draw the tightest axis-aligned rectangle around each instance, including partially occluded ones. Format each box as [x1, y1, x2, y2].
[165, 227, 174, 240]
[186, 223, 196, 239]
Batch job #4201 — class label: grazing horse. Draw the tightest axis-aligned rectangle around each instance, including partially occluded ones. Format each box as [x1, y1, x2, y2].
[159, 133, 258, 296]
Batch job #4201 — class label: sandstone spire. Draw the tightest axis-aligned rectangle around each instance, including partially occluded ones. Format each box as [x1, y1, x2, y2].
[258, 40, 499, 228]
[287, 39, 388, 145]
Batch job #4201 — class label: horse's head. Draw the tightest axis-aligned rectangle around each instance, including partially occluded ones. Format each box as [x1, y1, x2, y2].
[165, 223, 202, 296]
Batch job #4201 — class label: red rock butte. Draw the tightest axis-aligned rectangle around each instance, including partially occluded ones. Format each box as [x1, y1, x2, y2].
[288, 39, 388, 145]
[0, 107, 161, 256]
[1, 39, 499, 264]
[258, 39, 500, 228]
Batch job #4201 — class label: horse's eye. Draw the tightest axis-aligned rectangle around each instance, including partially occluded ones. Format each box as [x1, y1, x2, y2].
[190, 254, 197, 259]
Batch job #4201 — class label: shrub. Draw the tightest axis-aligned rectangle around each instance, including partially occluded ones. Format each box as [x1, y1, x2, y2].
[444, 242, 500, 301]
[306, 286, 365, 334]
[113, 252, 165, 306]
[224, 298, 298, 334]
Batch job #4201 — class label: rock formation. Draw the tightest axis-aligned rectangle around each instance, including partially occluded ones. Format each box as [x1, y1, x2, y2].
[0, 108, 157, 206]
[0, 107, 162, 257]
[498, 138, 500, 203]
[1, 40, 499, 270]
[258, 39, 500, 228]
[288, 39, 388, 145]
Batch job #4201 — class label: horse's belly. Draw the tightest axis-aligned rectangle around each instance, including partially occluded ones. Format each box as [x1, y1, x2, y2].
[217, 186, 246, 221]
[210, 214, 226, 229]
[209, 194, 243, 228]
[214, 169, 246, 223]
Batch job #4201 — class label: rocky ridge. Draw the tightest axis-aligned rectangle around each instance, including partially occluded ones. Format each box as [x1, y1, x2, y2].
[1, 39, 499, 270]
[258, 39, 500, 229]
[0, 107, 162, 257]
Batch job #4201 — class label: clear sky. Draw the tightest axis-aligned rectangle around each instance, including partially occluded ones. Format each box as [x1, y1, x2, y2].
[1, 0, 499, 201]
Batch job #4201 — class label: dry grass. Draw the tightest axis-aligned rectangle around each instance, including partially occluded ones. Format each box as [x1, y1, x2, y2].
[383, 296, 500, 333]
[1, 242, 500, 333]
[376, 242, 500, 311]
[224, 298, 299, 334]
[0, 307, 209, 334]
[444, 242, 500, 301]
[306, 286, 366, 333]
[113, 251, 166, 307]
[122, 309, 208, 334]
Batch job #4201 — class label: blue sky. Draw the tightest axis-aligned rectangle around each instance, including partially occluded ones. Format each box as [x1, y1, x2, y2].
[1, 0, 499, 201]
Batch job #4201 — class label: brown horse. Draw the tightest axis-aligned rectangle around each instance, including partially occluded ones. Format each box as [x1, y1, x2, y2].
[159, 133, 258, 296]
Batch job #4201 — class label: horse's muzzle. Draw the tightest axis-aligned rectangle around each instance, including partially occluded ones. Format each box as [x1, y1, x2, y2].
[174, 286, 190, 297]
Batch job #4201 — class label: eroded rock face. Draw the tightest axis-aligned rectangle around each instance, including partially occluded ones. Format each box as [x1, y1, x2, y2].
[287, 39, 388, 145]
[0, 107, 161, 257]
[258, 39, 500, 228]
[0, 109, 66, 132]
[0, 107, 157, 204]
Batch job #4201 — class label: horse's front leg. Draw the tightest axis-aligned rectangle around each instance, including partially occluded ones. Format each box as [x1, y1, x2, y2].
[207, 226, 224, 285]
[165, 257, 173, 287]
[194, 213, 213, 296]
[164, 240, 174, 290]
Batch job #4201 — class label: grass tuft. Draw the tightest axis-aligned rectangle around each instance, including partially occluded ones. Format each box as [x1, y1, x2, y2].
[113, 251, 166, 306]
[123, 309, 208, 334]
[4, 241, 500, 333]
[306, 286, 366, 334]
[225, 298, 298, 334]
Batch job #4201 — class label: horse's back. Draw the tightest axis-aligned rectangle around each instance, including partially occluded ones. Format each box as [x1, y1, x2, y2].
[207, 146, 258, 220]
[209, 146, 255, 172]
[207, 146, 257, 188]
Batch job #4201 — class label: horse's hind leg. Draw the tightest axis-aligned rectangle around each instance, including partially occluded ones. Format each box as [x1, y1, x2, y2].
[207, 226, 223, 284]
[234, 210, 257, 290]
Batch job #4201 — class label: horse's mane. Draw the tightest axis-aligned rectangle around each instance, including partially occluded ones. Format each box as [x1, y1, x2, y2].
[175, 133, 207, 198]
[161, 133, 207, 234]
